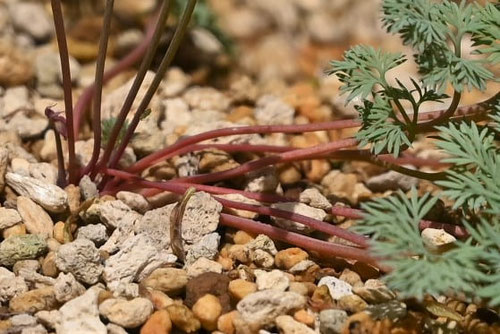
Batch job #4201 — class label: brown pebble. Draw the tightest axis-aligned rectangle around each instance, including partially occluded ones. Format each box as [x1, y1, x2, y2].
[166, 304, 200, 333]
[216, 255, 234, 271]
[9, 287, 57, 313]
[2, 223, 26, 238]
[310, 285, 334, 311]
[233, 231, 255, 245]
[185, 272, 231, 312]
[294, 309, 315, 327]
[141, 309, 172, 334]
[142, 268, 188, 296]
[41, 251, 59, 277]
[64, 184, 81, 214]
[338, 294, 368, 313]
[227, 244, 251, 263]
[53, 221, 66, 244]
[192, 294, 222, 331]
[146, 289, 174, 310]
[339, 269, 363, 288]
[228, 279, 257, 301]
[275, 248, 308, 270]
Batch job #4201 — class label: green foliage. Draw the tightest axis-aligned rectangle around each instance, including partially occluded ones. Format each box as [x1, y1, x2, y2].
[333, 0, 500, 308]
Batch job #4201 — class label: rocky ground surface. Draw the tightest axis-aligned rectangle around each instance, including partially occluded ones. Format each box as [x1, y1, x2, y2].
[0, 0, 499, 334]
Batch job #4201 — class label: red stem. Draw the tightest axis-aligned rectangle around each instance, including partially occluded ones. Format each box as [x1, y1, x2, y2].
[50, 0, 77, 184]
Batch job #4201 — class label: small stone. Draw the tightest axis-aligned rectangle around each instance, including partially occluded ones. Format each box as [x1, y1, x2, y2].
[116, 191, 150, 214]
[299, 188, 332, 210]
[55, 238, 103, 285]
[250, 249, 275, 268]
[29, 163, 58, 185]
[180, 192, 222, 244]
[183, 86, 230, 112]
[64, 184, 81, 214]
[353, 279, 395, 304]
[288, 282, 310, 297]
[276, 315, 316, 334]
[339, 269, 363, 289]
[9, 2, 52, 41]
[246, 234, 278, 255]
[217, 311, 238, 334]
[52, 222, 65, 244]
[0, 39, 33, 86]
[421, 228, 456, 253]
[13, 259, 40, 276]
[107, 324, 128, 334]
[319, 309, 348, 334]
[185, 272, 231, 312]
[140, 309, 172, 334]
[79, 175, 98, 200]
[338, 294, 368, 313]
[99, 298, 153, 328]
[10, 314, 37, 327]
[34, 310, 61, 330]
[228, 279, 257, 301]
[142, 268, 188, 296]
[185, 232, 221, 265]
[57, 287, 106, 334]
[365, 300, 407, 321]
[2, 223, 27, 239]
[6, 173, 68, 213]
[164, 67, 190, 97]
[271, 202, 327, 233]
[0, 147, 8, 192]
[35, 51, 80, 98]
[236, 290, 307, 328]
[147, 290, 174, 310]
[275, 248, 309, 270]
[53, 273, 85, 303]
[9, 287, 57, 313]
[289, 260, 316, 274]
[317, 276, 353, 300]
[366, 170, 418, 192]
[254, 95, 295, 125]
[0, 267, 28, 303]
[1, 86, 32, 117]
[0, 207, 22, 230]
[219, 194, 261, 219]
[0, 235, 47, 266]
[187, 257, 223, 278]
[76, 224, 108, 246]
[16, 196, 54, 238]
[192, 294, 223, 331]
[166, 304, 201, 333]
[233, 231, 255, 245]
[254, 269, 290, 291]
[293, 309, 315, 327]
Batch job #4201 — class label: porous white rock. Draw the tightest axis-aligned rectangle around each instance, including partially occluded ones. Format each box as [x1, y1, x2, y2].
[182, 86, 230, 112]
[299, 188, 332, 210]
[185, 232, 220, 265]
[0, 267, 28, 303]
[180, 191, 222, 244]
[319, 309, 348, 334]
[317, 276, 353, 300]
[55, 238, 103, 285]
[254, 95, 294, 125]
[28, 162, 58, 185]
[421, 228, 456, 253]
[76, 224, 108, 246]
[16, 196, 54, 238]
[99, 297, 153, 328]
[9, 2, 52, 41]
[254, 269, 290, 291]
[6, 173, 68, 213]
[237, 290, 306, 328]
[270, 202, 327, 234]
[366, 170, 418, 192]
[116, 191, 150, 214]
[53, 273, 85, 303]
[35, 310, 61, 330]
[217, 193, 261, 219]
[0, 207, 22, 230]
[186, 257, 223, 278]
[57, 287, 106, 334]
[245, 234, 278, 255]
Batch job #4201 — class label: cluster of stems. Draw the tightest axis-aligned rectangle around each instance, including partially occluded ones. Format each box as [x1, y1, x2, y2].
[47, 0, 497, 270]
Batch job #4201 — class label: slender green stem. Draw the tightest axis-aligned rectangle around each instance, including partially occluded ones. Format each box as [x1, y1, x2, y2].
[50, 0, 77, 184]
[83, 0, 114, 177]
[105, 0, 197, 175]
[91, 0, 172, 179]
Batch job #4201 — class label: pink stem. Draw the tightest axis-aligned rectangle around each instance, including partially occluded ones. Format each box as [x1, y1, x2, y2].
[73, 12, 158, 139]
[219, 213, 384, 268]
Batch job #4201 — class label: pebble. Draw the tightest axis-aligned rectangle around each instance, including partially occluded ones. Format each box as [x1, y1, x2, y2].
[353, 279, 396, 304]
[317, 276, 353, 300]
[142, 268, 188, 296]
[9, 286, 57, 313]
[57, 287, 106, 334]
[319, 309, 348, 334]
[99, 297, 153, 328]
[246, 234, 278, 256]
[366, 170, 419, 192]
[0, 234, 47, 266]
[0, 207, 22, 230]
[183, 86, 230, 112]
[0, 39, 34, 86]
[421, 228, 456, 253]
[275, 248, 309, 270]
[255, 269, 290, 291]
[192, 294, 223, 331]
[140, 309, 172, 334]
[254, 95, 295, 125]
[166, 304, 201, 333]
[147, 289, 175, 310]
[29, 163, 58, 185]
[293, 309, 315, 327]
[164, 67, 190, 97]
[9, 2, 52, 42]
[365, 300, 407, 321]
[0, 147, 8, 192]
[55, 238, 103, 285]
[1, 86, 32, 117]
[179, 192, 223, 244]
[250, 249, 275, 268]
[16, 196, 53, 238]
[217, 311, 238, 334]
[186, 257, 223, 278]
[53, 273, 85, 303]
[76, 224, 108, 246]
[107, 324, 128, 334]
[271, 202, 327, 233]
[236, 290, 307, 328]
[35, 51, 81, 98]
[228, 279, 257, 301]
[6, 173, 68, 213]
[339, 269, 363, 289]
[299, 188, 332, 210]
[233, 230, 255, 245]
[116, 191, 150, 214]
[338, 294, 368, 313]
[185, 232, 221, 265]
[79, 175, 98, 200]
[0, 267, 28, 303]
[276, 315, 316, 334]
